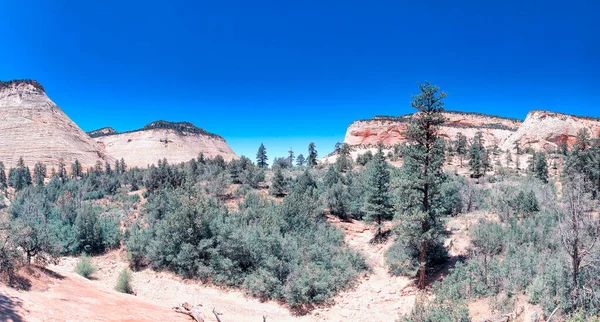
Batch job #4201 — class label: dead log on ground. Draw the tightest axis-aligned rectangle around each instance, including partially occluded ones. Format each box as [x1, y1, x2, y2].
[173, 302, 205, 322]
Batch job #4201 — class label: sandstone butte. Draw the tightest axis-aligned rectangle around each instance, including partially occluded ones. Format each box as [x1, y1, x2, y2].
[89, 120, 238, 169]
[331, 110, 600, 161]
[0, 80, 110, 170]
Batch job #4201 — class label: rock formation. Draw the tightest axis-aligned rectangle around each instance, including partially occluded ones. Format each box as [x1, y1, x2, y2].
[92, 121, 238, 168]
[502, 110, 600, 151]
[344, 111, 521, 147]
[334, 109, 600, 162]
[0, 80, 110, 170]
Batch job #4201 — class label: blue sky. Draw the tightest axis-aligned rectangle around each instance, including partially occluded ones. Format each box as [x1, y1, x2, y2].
[1, 1, 598, 160]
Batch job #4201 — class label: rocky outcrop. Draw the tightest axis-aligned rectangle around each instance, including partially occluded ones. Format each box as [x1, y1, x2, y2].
[502, 110, 600, 151]
[88, 127, 117, 138]
[0, 80, 110, 170]
[345, 111, 522, 148]
[92, 121, 238, 168]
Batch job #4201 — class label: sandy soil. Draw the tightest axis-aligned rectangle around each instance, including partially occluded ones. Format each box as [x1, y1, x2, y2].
[1, 211, 511, 322]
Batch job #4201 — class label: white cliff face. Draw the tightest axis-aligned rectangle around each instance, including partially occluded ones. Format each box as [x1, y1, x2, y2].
[0, 81, 111, 169]
[94, 128, 238, 168]
[502, 110, 600, 151]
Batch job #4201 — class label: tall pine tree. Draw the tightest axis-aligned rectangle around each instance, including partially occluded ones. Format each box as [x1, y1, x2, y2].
[256, 143, 268, 168]
[398, 82, 447, 289]
[307, 142, 318, 167]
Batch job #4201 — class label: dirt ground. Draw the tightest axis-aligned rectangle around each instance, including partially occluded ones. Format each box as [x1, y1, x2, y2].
[1, 211, 534, 322]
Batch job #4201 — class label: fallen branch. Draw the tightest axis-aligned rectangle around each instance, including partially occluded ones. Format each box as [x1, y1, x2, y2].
[212, 308, 223, 322]
[173, 302, 204, 322]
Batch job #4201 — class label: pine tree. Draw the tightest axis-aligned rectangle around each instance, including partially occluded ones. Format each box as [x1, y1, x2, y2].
[308, 142, 318, 167]
[256, 143, 268, 168]
[114, 159, 121, 175]
[527, 151, 537, 173]
[534, 152, 549, 183]
[269, 167, 287, 197]
[335, 143, 352, 172]
[197, 152, 206, 165]
[288, 148, 295, 167]
[296, 154, 305, 167]
[72, 159, 82, 178]
[362, 145, 393, 238]
[469, 132, 486, 178]
[454, 132, 468, 167]
[105, 162, 112, 176]
[120, 158, 127, 173]
[398, 82, 447, 289]
[33, 162, 47, 186]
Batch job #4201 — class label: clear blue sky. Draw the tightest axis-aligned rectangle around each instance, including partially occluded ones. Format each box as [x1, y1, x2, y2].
[1, 1, 598, 159]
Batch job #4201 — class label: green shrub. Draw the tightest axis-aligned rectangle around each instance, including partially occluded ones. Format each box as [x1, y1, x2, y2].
[75, 254, 95, 279]
[115, 268, 133, 294]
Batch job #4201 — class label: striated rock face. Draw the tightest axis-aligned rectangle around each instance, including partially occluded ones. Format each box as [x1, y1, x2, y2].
[345, 111, 522, 148]
[92, 122, 238, 168]
[0, 80, 110, 170]
[502, 110, 600, 151]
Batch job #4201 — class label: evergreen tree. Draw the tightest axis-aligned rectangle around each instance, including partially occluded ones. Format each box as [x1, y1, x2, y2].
[288, 148, 295, 167]
[105, 162, 112, 176]
[94, 160, 104, 176]
[534, 152, 549, 183]
[514, 141, 521, 155]
[269, 167, 287, 197]
[307, 142, 318, 167]
[72, 159, 82, 178]
[33, 162, 47, 186]
[114, 159, 121, 176]
[454, 132, 468, 167]
[335, 143, 352, 172]
[527, 151, 537, 173]
[397, 82, 447, 289]
[8, 157, 32, 190]
[197, 152, 206, 165]
[469, 132, 486, 178]
[296, 154, 306, 167]
[0, 161, 6, 189]
[256, 143, 268, 169]
[362, 145, 393, 237]
[120, 158, 127, 173]
[506, 150, 513, 167]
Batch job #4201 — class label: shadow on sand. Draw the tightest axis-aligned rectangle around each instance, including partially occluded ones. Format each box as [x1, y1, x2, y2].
[0, 292, 25, 322]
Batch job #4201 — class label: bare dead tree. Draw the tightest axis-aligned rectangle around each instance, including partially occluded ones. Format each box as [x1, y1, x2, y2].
[558, 177, 600, 307]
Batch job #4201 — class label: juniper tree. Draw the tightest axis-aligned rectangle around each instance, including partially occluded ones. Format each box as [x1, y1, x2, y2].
[454, 132, 468, 167]
[256, 143, 268, 168]
[362, 145, 393, 238]
[534, 152, 549, 183]
[308, 142, 318, 167]
[296, 154, 306, 167]
[397, 82, 447, 289]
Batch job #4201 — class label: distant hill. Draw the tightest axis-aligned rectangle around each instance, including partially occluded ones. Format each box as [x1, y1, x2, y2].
[91, 120, 237, 168]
